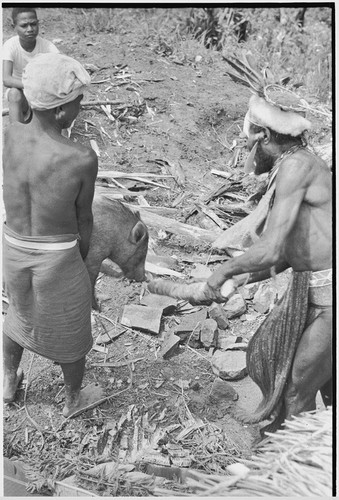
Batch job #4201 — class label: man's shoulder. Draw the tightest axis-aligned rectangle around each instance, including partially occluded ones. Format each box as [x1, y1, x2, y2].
[278, 149, 316, 174]
[276, 148, 330, 192]
[66, 141, 98, 171]
[274, 151, 312, 191]
[69, 140, 97, 157]
[281, 148, 329, 175]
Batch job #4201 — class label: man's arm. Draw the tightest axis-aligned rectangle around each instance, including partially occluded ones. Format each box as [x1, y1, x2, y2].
[208, 157, 310, 289]
[3, 60, 23, 89]
[75, 150, 98, 259]
[247, 260, 290, 284]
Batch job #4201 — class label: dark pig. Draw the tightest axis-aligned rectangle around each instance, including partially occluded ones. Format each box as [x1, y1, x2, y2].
[85, 193, 149, 309]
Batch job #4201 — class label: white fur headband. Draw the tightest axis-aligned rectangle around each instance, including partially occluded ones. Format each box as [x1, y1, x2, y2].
[247, 94, 312, 136]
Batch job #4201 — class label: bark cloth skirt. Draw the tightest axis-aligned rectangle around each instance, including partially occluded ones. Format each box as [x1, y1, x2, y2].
[3, 224, 93, 363]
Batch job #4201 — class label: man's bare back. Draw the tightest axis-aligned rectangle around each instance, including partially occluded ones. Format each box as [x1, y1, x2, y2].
[3, 119, 97, 239]
[272, 149, 332, 272]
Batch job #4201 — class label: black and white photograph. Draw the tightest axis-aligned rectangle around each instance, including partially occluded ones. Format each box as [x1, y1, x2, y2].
[2, 4, 333, 497]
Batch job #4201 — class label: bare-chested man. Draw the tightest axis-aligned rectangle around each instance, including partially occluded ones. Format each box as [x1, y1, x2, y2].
[204, 94, 332, 428]
[3, 53, 99, 418]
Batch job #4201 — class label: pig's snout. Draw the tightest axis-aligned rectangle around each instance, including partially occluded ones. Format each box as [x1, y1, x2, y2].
[124, 266, 146, 282]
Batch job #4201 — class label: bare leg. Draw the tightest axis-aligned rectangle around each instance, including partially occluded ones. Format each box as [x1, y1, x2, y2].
[60, 357, 85, 417]
[320, 377, 332, 407]
[3, 334, 24, 403]
[60, 357, 104, 418]
[284, 307, 332, 418]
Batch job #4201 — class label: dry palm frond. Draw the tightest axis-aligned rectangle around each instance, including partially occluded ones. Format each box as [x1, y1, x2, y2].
[224, 52, 301, 111]
[223, 51, 332, 120]
[223, 53, 265, 96]
[176, 407, 332, 497]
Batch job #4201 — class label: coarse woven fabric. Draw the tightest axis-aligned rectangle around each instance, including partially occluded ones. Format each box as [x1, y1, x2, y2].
[22, 53, 90, 110]
[3, 225, 92, 363]
[237, 271, 311, 429]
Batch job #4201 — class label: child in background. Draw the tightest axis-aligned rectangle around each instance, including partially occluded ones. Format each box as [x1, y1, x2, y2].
[3, 7, 59, 123]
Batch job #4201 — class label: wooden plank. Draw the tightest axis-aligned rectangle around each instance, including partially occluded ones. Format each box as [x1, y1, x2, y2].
[96, 171, 172, 190]
[126, 207, 220, 244]
[124, 203, 177, 217]
[145, 261, 184, 278]
[97, 170, 173, 179]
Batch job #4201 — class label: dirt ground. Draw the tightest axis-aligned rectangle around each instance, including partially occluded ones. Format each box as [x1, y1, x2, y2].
[2, 8, 330, 497]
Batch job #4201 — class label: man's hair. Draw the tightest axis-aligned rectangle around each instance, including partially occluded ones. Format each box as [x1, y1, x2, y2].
[12, 8, 37, 24]
[249, 123, 303, 146]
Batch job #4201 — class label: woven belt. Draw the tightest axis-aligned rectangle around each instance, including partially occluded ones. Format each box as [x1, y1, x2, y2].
[309, 269, 332, 288]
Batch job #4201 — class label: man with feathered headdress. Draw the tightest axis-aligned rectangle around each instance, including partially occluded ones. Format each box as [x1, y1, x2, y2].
[205, 58, 332, 434]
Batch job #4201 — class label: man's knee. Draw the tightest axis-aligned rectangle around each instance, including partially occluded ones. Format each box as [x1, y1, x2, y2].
[285, 380, 300, 401]
[7, 88, 24, 103]
[284, 377, 317, 417]
[285, 363, 317, 404]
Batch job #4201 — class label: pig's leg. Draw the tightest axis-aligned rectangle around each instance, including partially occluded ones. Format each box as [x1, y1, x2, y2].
[84, 257, 103, 310]
[284, 306, 332, 418]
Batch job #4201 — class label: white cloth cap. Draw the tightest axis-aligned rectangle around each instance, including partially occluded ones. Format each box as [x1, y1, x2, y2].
[23, 53, 91, 110]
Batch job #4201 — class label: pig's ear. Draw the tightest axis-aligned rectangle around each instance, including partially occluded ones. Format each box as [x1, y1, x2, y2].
[129, 221, 147, 244]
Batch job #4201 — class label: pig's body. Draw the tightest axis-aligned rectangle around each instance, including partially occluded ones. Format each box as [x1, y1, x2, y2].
[85, 193, 149, 309]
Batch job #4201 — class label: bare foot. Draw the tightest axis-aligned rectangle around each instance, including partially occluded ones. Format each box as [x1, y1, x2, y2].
[3, 367, 24, 403]
[63, 383, 105, 418]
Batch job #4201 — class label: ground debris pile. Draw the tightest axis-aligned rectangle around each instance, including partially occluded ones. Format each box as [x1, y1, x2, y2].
[20, 401, 250, 496]
[155, 407, 332, 497]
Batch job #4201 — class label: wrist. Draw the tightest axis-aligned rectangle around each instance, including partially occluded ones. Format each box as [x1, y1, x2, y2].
[207, 273, 230, 289]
